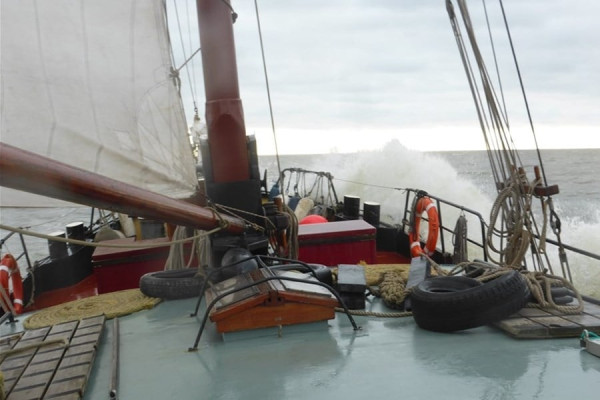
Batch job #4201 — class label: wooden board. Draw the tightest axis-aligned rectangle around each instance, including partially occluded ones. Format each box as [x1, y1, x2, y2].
[0, 315, 105, 399]
[495, 300, 600, 339]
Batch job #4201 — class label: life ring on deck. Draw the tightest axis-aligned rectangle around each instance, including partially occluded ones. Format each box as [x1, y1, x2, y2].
[409, 196, 440, 258]
[0, 254, 24, 314]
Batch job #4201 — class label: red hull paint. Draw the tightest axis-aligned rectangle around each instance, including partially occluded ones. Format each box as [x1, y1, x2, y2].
[297, 220, 377, 266]
[26, 274, 98, 311]
[22, 232, 403, 312]
[22, 250, 407, 313]
[375, 251, 412, 265]
[92, 237, 196, 294]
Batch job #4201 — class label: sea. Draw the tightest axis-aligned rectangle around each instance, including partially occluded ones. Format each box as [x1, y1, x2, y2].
[1, 143, 599, 297]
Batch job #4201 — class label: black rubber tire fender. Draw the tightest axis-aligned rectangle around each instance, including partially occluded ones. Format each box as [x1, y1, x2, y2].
[410, 271, 529, 332]
[139, 269, 204, 300]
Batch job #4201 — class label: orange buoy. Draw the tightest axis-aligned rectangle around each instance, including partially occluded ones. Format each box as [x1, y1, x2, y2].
[409, 196, 440, 258]
[0, 253, 24, 314]
[299, 215, 328, 225]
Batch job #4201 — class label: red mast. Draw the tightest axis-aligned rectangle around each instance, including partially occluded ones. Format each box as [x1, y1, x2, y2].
[196, 0, 250, 183]
[195, 0, 263, 231]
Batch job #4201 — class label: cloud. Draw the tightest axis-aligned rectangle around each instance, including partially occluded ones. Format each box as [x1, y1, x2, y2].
[171, 0, 600, 153]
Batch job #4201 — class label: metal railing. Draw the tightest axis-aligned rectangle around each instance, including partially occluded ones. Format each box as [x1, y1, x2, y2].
[0, 230, 33, 270]
[399, 188, 599, 281]
[400, 188, 489, 261]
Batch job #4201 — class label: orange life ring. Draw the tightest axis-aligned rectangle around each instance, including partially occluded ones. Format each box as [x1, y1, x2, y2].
[409, 196, 440, 258]
[0, 254, 24, 314]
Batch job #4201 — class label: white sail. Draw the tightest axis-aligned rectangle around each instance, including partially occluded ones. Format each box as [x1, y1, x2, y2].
[0, 0, 198, 207]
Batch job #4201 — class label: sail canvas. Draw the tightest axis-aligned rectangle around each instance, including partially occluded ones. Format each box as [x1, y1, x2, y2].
[0, 0, 198, 207]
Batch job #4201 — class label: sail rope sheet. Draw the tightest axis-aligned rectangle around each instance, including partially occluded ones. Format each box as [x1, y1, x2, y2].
[446, 0, 572, 280]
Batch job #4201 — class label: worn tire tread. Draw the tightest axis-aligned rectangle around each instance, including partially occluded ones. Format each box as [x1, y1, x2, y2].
[411, 271, 529, 332]
[139, 269, 204, 300]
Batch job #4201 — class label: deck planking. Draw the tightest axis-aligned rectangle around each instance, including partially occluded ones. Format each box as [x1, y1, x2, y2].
[495, 299, 600, 339]
[0, 315, 105, 399]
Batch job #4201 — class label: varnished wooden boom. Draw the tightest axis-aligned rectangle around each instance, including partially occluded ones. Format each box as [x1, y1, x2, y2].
[0, 142, 246, 234]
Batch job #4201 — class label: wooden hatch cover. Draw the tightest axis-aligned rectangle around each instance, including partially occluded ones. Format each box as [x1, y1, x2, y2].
[0, 315, 104, 399]
[495, 299, 600, 339]
[205, 268, 339, 333]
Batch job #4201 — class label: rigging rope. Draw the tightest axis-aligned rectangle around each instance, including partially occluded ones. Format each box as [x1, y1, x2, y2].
[0, 224, 220, 250]
[446, 0, 571, 280]
[163, 226, 210, 272]
[253, 0, 283, 193]
[171, 0, 199, 110]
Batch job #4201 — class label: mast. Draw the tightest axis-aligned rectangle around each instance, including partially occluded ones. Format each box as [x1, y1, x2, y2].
[193, 0, 271, 275]
[196, 0, 250, 183]
[195, 0, 263, 226]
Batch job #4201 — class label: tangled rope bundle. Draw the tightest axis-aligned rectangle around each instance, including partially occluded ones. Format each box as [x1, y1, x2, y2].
[522, 271, 583, 314]
[428, 257, 584, 315]
[378, 271, 408, 310]
[350, 258, 583, 317]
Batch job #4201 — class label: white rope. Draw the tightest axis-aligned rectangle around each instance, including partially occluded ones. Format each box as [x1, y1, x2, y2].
[164, 226, 189, 271]
[0, 223, 219, 249]
[446, 0, 572, 280]
[163, 226, 211, 276]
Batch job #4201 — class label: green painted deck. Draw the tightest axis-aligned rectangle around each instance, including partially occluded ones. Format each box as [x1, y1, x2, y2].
[2, 299, 599, 399]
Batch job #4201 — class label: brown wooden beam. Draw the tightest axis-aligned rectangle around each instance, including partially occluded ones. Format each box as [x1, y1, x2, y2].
[0, 142, 247, 234]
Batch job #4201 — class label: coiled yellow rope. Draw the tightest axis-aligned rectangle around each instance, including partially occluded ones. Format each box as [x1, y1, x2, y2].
[23, 289, 160, 330]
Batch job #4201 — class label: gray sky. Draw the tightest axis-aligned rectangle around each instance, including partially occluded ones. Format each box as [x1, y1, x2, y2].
[173, 0, 600, 153]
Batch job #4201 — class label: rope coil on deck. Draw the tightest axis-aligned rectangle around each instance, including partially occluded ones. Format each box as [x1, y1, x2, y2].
[335, 256, 584, 319]
[23, 289, 160, 329]
[522, 271, 583, 314]
[379, 271, 411, 310]
[424, 255, 585, 315]
[333, 264, 415, 318]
